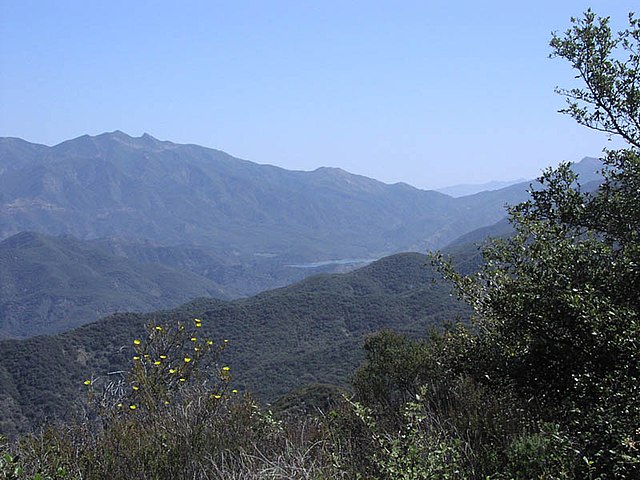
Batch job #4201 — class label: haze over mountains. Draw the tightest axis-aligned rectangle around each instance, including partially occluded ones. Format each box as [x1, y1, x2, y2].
[0, 131, 607, 438]
[0, 131, 547, 255]
[0, 132, 604, 338]
[435, 178, 528, 197]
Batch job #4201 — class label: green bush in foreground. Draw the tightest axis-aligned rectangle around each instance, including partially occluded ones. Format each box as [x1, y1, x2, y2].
[343, 9, 640, 478]
[342, 329, 580, 479]
[437, 8, 639, 477]
[0, 320, 344, 480]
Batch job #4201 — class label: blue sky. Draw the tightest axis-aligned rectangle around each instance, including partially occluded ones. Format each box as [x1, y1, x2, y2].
[0, 1, 636, 189]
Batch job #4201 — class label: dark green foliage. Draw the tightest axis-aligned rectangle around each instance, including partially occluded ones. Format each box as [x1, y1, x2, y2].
[451, 152, 640, 477]
[334, 11, 640, 478]
[271, 383, 346, 418]
[417, 10, 640, 476]
[550, 11, 640, 149]
[0, 321, 344, 480]
[417, 156, 640, 477]
[351, 328, 470, 415]
[345, 329, 549, 478]
[497, 424, 577, 480]
[0, 252, 470, 437]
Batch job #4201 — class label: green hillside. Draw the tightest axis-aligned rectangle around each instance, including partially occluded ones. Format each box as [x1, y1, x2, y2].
[0, 231, 232, 338]
[0, 252, 470, 437]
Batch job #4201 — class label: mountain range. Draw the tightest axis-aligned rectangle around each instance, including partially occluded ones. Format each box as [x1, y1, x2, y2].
[5, 131, 596, 257]
[0, 131, 607, 437]
[0, 132, 604, 338]
[1, 131, 452, 256]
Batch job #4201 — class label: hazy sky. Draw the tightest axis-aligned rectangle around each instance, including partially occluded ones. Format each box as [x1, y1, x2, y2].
[1, 1, 636, 189]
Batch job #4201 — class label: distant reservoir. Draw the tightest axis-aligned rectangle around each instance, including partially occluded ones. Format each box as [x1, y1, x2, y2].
[285, 258, 377, 269]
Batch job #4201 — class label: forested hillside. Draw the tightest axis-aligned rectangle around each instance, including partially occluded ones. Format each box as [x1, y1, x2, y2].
[0, 232, 234, 338]
[0, 252, 470, 436]
[0, 231, 378, 339]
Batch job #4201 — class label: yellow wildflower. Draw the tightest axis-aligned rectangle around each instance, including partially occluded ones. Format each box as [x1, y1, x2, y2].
[194, 347, 200, 352]
[232, 389, 238, 394]
[190, 337, 197, 342]
[132, 385, 139, 391]
[222, 366, 230, 371]
[160, 355, 167, 359]
[155, 326, 162, 331]
[129, 405, 137, 410]
[184, 357, 192, 363]
[169, 368, 177, 374]
[133, 356, 140, 361]
[179, 378, 186, 382]
[133, 339, 141, 345]
[83, 380, 91, 386]
[207, 340, 213, 345]
[154, 361, 161, 365]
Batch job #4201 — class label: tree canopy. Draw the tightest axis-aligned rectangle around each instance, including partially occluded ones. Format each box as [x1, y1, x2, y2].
[550, 9, 640, 148]
[354, 9, 640, 478]
[433, 9, 640, 477]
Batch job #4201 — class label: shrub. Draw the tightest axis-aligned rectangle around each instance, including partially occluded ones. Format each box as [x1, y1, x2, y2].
[1, 319, 344, 480]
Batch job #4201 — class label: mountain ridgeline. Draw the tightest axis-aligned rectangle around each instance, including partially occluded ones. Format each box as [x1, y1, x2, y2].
[3, 131, 598, 259]
[1, 132, 452, 255]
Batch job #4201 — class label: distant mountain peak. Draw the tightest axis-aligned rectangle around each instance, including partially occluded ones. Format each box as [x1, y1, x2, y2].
[314, 166, 346, 173]
[141, 132, 158, 141]
[65, 131, 174, 152]
[99, 130, 164, 145]
[573, 156, 602, 171]
[312, 166, 355, 179]
[577, 155, 601, 164]
[105, 129, 131, 139]
[136, 132, 173, 149]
